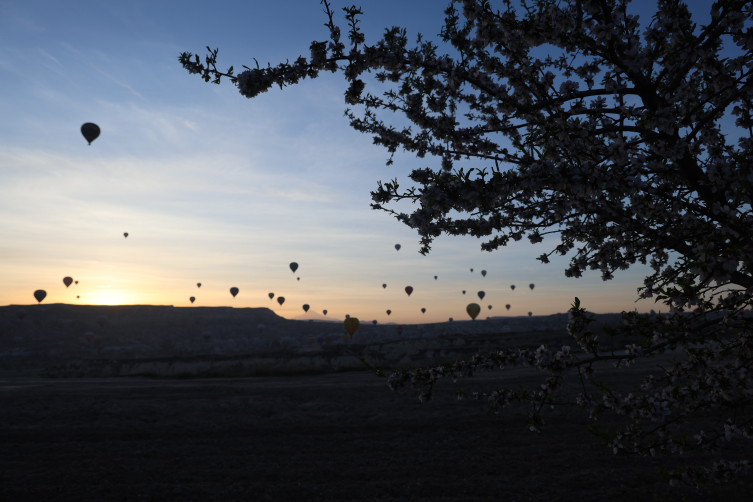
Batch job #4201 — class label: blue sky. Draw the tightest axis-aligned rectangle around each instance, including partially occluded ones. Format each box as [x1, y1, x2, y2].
[1, 0, 702, 322]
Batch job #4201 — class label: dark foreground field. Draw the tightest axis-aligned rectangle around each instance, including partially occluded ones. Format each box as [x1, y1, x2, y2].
[1, 360, 751, 502]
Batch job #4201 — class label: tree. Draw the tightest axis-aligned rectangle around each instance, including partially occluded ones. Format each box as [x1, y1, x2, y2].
[180, 0, 753, 486]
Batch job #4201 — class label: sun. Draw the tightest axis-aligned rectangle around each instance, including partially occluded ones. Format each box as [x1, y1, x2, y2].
[84, 289, 134, 305]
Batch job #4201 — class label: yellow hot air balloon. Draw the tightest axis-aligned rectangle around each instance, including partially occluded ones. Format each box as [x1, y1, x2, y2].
[466, 303, 480, 320]
[344, 317, 360, 336]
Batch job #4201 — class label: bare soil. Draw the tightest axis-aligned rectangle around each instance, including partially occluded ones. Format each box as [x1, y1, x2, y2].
[1, 358, 751, 502]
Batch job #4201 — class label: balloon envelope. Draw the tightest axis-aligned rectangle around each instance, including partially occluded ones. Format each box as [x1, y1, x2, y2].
[289, 262, 298, 273]
[488, 305, 492, 310]
[434, 276, 437, 280]
[382, 284, 387, 289]
[344, 317, 360, 336]
[190, 297, 195, 304]
[405, 286, 413, 296]
[33, 290, 46, 303]
[528, 312, 532, 317]
[372, 320, 377, 325]
[511, 285, 516, 291]
[386, 309, 391, 316]
[470, 268, 473, 272]
[477, 291, 485, 300]
[466, 303, 481, 320]
[421, 308, 426, 313]
[302, 304, 310, 312]
[197, 283, 202, 288]
[123, 232, 128, 238]
[297, 277, 300, 281]
[230, 287, 239, 298]
[323, 309, 327, 315]
[462, 290, 466, 295]
[481, 270, 487, 277]
[506, 304, 511, 310]
[80, 123, 100, 144]
[268, 293, 274, 300]
[277, 296, 285, 306]
[63, 277, 73, 288]
[75, 280, 78, 285]
[395, 244, 401, 251]
[529, 283, 535, 290]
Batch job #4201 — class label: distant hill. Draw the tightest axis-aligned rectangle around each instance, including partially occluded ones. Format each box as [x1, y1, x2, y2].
[290, 311, 341, 322]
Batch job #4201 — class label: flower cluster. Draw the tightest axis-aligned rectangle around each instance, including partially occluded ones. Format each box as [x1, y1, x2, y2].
[181, 0, 753, 486]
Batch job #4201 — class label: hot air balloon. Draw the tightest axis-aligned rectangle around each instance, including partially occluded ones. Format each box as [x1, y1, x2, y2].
[382, 284, 387, 289]
[123, 232, 128, 238]
[33, 290, 46, 303]
[197, 283, 202, 288]
[395, 244, 401, 251]
[462, 290, 466, 295]
[323, 309, 328, 316]
[76, 296, 80, 299]
[448, 317, 453, 322]
[190, 297, 195, 304]
[202, 331, 212, 341]
[477, 291, 485, 300]
[396, 325, 404, 335]
[511, 285, 516, 291]
[470, 268, 473, 272]
[345, 314, 350, 319]
[85, 332, 95, 343]
[466, 303, 481, 320]
[277, 296, 285, 306]
[372, 320, 377, 325]
[63, 277, 73, 288]
[421, 308, 426, 314]
[290, 262, 298, 273]
[528, 312, 532, 317]
[230, 287, 239, 298]
[74, 280, 78, 285]
[488, 305, 492, 310]
[481, 270, 487, 277]
[302, 304, 310, 313]
[81, 123, 100, 144]
[529, 284, 535, 290]
[405, 286, 413, 296]
[506, 304, 511, 311]
[434, 276, 437, 280]
[16, 309, 26, 321]
[265, 293, 272, 301]
[344, 317, 359, 336]
[297, 277, 300, 281]
[257, 323, 265, 333]
[96, 315, 107, 328]
[386, 309, 391, 316]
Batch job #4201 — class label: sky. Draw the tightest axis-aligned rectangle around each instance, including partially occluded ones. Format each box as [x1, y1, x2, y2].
[0, 0, 714, 323]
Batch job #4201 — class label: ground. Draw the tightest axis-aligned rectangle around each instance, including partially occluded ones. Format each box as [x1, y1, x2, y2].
[1, 357, 751, 501]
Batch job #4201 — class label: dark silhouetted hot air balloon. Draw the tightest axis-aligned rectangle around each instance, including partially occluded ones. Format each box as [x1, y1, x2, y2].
[81, 123, 100, 145]
[448, 318, 453, 322]
[395, 244, 401, 251]
[462, 290, 466, 295]
[302, 304, 310, 313]
[511, 285, 516, 291]
[124, 232, 128, 238]
[386, 309, 391, 316]
[190, 297, 195, 304]
[85, 332, 95, 343]
[528, 312, 532, 317]
[488, 305, 492, 310]
[434, 276, 437, 280]
[421, 308, 426, 314]
[466, 303, 480, 320]
[268, 292, 274, 300]
[470, 268, 473, 272]
[197, 283, 202, 288]
[372, 320, 377, 325]
[230, 287, 239, 298]
[77, 295, 80, 299]
[16, 309, 26, 321]
[323, 309, 327, 315]
[290, 262, 298, 273]
[297, 277, 300, 281]
[396, 325, 403, 335]
[481, 270, 487, 277]
[277, 296, 285, 306]
[345, 314, 350, 319]
[33, 290, 46, 303]
[344, 317, 359, 336]
[96, 315, 107, 328]
[529, 283, 535, 290]
[382, 284, 387, 289]
[405, 286, 413, 296]
[506, 304, 511, 310]
[477, 291, 485, 300]
[75, 280, 78, 285]
[63, 277, 73, 288]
